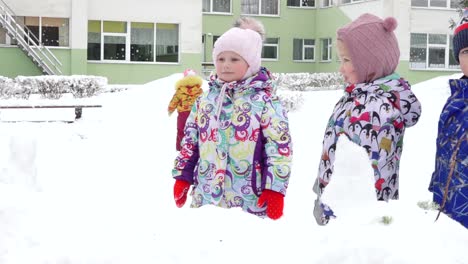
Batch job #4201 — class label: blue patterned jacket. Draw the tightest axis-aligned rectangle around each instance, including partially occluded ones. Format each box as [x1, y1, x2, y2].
[429, 78, 468, 229]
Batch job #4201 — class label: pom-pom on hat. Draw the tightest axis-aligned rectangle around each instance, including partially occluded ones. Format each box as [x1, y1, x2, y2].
[176, 68, 202, 89]
[453, 8, 468, 62]
[337, 13, 400, 83]
[212, 17, 264, 80]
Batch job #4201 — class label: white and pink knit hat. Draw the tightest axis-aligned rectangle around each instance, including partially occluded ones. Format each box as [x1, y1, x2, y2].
[212, 18, 264, 80]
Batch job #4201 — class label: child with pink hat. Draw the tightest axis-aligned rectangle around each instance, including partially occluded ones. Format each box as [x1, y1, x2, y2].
[170, 17, 292, 220]
[313, 13, 422, 225]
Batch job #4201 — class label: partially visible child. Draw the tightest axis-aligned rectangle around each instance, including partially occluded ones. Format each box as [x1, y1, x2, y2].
[428, 9, 468, 229]
[168, 69, 203, 151]
[170, 17, 292, 220]
[313, 13, 422, 225]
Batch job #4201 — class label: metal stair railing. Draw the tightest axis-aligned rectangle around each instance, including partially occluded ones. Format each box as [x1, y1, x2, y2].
[0, 0, 62, 75]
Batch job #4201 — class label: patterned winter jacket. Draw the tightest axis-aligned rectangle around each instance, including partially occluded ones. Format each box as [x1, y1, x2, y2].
[315, 73, 421, 202]
[168, 75, 203, 114]
[172, 67, 292, 218]
[429, 78, 467, 229]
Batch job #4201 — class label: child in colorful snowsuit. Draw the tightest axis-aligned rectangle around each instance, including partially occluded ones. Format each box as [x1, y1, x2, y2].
[428, 9, 468, 229]
[171, 17, 292, 220]
[168, 69, 203, 151]
[313, 13, 422, 225]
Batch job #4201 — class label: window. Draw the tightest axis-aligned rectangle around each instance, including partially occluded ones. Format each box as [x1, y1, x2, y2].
[262, 37, 279, 60]
[287, 0, 315, 7]
[156, 23, 179, 62]
[321, 0, 333, 7]
[293, 38, 315, 61]
[103, 21, 127, 61]
[203, 0, 231, 13]
[410, 33, 458, 69]
[20, 16, 69, 47]
[87, 20, 179, 63]
[87, 21, 101, 60]
[241, 0, 279, 15]
[131, 22, 154, 62]
[0, 27, 6, 45]
[411, 0, 457, 8]
[321, 38, 332, 61]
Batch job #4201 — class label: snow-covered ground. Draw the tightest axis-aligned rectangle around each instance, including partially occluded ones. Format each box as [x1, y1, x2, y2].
[0, 73, 466, 264]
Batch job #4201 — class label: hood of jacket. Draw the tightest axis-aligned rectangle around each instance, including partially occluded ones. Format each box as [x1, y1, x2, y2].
[207, 67, 275, 96]
[175, 75, 203, 96]
[345, 73, 421, 127]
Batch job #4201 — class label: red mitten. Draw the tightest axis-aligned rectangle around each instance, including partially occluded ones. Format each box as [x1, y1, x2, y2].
[257, 189, 284, 220]
[173, 180, 191, 208]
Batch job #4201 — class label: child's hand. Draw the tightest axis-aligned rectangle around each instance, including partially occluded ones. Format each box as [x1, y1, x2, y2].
[257, 189, 284, 220]
[173, 180, 191, 208]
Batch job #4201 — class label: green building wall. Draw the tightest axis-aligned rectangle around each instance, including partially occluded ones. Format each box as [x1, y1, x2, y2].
[0, 2, 461, 85]
[0, 46, 201, 84]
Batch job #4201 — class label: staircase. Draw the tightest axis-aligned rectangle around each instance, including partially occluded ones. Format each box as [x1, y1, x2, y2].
[0, 0, 62, 75]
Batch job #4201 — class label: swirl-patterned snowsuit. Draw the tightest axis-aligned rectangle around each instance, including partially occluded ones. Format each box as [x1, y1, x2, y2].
[172, 67, 292, 218]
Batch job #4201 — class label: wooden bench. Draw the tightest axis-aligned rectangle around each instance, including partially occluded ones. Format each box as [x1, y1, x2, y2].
[0, 104, 102, 123]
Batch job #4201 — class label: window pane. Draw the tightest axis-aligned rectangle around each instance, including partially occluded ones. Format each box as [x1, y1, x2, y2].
[429, 34, 446, 44]
[411, 0, 428, 6]
[104, 36, 126, 60]
[156, 23, 179, 62]
[24, 16, 40, 45]
[203, 0, 210, 12]
[213, 0, 230, 12]
[410, 33, 427, 68]
[265, 38, 278, 44]
[449, 38, 459, 68]
[0, 27, 6, 44]
[293, 39, 302, 60]
[42, 17, 69, 46]
[428, 47, 445, 68]
[450, 0, 458, 8]
[103, 21, 127, 33]
[305, 47, 314, 60]
[304, 39, 314, 45]
[430, 0, 446, 7]
[323, 0, 332, 7]
[262, 46, 277, 59]
[342, 0, 351, 3]
[287, 0, 300, 6]
[261, 0, 279, 14]
[321, 38, 330, 60]
[88, 20, 101, 60]
[303, 0, 315, 6]
[131, 22, 154, 62]
[241, 0, 259, 14]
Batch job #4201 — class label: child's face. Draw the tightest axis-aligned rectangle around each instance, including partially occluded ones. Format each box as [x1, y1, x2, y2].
[459, 47, 468, 76]
[337, 40, 359, 85]
[215, 51, 249, 82]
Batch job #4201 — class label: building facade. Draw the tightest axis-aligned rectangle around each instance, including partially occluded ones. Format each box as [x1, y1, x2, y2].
[0, 0, 202, 84]
[0, 0, 462, 84]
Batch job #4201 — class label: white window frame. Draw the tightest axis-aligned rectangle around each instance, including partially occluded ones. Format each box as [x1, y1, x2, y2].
[203, 0, 232, 14]
[90, 20, 180, 64]
[241, 0, 280, 16]
[262, 37, 279, 61]
[409, 33, 459, 70]
[287, 0, 316, 8]
[19, 16, 70, 47]
[321, 38, 332, 62]
[293, 38, 315, 61]
[321, 0, 334, 7]
[411, 0, 456, 9]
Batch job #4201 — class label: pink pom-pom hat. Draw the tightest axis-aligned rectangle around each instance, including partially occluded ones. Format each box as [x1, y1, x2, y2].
[337, 13, 400, 83]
